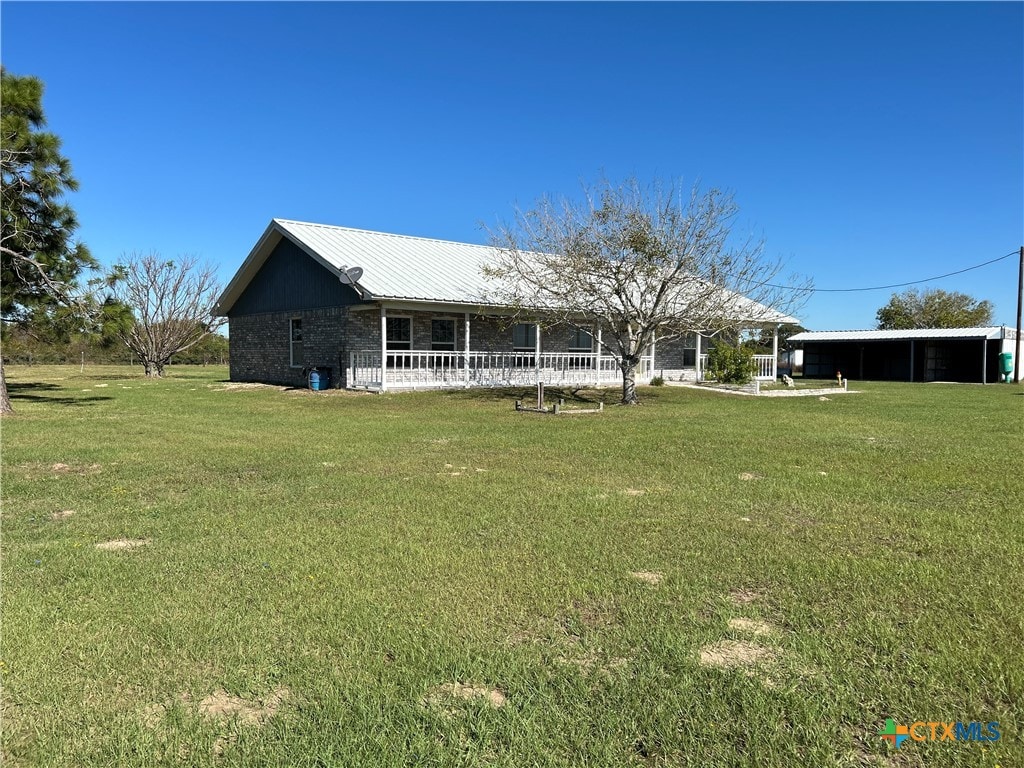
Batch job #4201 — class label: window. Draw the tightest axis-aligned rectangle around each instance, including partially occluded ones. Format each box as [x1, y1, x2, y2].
[568, 327, 593, 351]
[431, 319, 456, 351]
[512, 323, 537, 351]
[386, 317, 412, 350]
[289, 318, 303, 367]
[682, 332, 697, 367]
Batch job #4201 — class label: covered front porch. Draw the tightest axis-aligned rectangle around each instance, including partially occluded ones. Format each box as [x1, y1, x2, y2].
[342, 304, 775, 391]
[349, 350, 652, 390]
[697, 353, 778, 382]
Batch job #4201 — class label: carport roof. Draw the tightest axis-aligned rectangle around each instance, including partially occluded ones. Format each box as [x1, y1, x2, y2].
[790, 327, 1008, 342]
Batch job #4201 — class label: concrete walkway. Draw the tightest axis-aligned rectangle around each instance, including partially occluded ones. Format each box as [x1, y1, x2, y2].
[666, 381, 860, 397]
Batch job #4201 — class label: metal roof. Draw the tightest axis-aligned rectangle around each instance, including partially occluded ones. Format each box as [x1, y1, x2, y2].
[276, 219, 501, 305]
[216, 218, 799, 325]
[790, 327, 1008, 342]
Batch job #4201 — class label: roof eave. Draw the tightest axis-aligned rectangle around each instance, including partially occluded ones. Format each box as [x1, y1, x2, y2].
[216, 218, 360, 315]
[215, 220, 285, 316]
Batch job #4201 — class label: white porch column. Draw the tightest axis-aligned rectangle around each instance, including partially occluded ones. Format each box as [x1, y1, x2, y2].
[380, 306, 388, 392]
[695, 332, 703, 381]
[595, 328, 603, 386]
[650, 335, 657, 380]
[534, 322, 542, 382]
[464, 312, 471, 387]
[772, 325, 780, 380]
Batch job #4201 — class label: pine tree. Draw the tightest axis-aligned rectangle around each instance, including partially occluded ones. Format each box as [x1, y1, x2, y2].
[1, 68, 95, 414]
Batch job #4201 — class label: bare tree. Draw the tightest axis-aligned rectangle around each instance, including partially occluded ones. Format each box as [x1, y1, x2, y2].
[110, 253, 225, 377]
[484, 177, 810, 404]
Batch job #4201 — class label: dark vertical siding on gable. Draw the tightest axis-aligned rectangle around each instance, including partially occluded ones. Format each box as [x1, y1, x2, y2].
[227, 237, 364, 316]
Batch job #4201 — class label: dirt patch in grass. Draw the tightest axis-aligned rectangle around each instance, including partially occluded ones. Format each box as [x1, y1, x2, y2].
[738, 472, 762, 481]
[629, 571, 664, 586]
[145, 687, 291, 756]
[141, 702, 169, 728]
[198, 687, 290, 726]
[556, 647, 630, 677]
[210, 382, 287, 392]
[51, 509, 76, 520]
[699, 639, 775, 670]
[621, 487, 646, 496]
[95, 538, 150, 551]
[727, 587, 764, 605]
[728, 617, 776, 636]
[17, 461, 104, 477]
[437, 463, 484, 477]
[422, 682, 506, 711]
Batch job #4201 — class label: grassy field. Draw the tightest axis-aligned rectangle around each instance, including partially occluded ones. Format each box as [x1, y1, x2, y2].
[2, 365, 1021, 767]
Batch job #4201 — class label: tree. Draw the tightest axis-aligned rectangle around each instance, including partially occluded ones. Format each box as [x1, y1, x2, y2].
[108, 253, 225, 377]
[875, 288, 994, 330]
[1, 69, 96, 415]
[484, 177, 809, 404]
[171, 331, 228, 366]
[745, 322, 807, 353]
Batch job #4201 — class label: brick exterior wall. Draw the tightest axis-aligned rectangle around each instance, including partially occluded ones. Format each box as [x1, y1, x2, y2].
[228, 307, 350, 388]
[654, 334, 700, 382]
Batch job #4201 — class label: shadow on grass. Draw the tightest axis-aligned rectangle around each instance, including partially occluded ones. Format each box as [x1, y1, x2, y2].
[7, 382, 114, 407]
[438, 384, 666, 406]
[438, 386, 597, 404]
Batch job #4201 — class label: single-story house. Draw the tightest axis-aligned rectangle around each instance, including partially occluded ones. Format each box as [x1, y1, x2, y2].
[788, 326, 1021, 383]
[216, 219, 797, 390]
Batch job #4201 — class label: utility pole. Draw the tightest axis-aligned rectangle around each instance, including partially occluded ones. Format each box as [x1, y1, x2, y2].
[1016, 246, 1022, 383]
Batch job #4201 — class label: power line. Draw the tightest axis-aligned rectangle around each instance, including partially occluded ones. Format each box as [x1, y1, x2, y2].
[770, 250, 1018, 293]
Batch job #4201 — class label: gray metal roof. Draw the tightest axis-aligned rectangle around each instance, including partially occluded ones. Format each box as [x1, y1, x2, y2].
[216, 218, 799, 325]
[790, 327, 1008, 342]
[276, 219, 501, 305]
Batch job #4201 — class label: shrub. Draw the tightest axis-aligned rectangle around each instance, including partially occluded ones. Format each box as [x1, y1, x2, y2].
[650, 376, 665, 387]
[706, 345, 755, 384]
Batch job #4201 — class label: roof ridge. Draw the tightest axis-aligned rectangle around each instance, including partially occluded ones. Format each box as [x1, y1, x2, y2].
[273, 218, 493, 251]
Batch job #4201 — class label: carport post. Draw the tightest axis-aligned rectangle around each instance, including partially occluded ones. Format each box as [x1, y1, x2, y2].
[1015, 246, 1022, 383]
[909, 340, 914, 382]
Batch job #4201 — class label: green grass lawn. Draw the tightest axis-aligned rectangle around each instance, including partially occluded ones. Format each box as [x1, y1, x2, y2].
[2, 365, 1022, 767]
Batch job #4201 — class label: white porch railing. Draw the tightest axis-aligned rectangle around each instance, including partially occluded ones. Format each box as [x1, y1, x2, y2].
[349, 350, 653, 390]
[697, 354, 777, 381]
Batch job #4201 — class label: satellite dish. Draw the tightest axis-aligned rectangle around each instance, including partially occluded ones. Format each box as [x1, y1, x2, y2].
[338, 266, 363, 285]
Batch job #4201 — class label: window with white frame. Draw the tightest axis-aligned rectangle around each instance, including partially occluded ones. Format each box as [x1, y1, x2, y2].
[431, 319, 456, 351]
[568, 327, 594, 351]
[289, 318, 304, 367]
[512, 323, 537, 351]
[385, 317, 412, 350]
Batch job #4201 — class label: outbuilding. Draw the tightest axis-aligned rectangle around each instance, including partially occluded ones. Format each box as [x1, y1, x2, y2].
[788, 326, 1021, 383]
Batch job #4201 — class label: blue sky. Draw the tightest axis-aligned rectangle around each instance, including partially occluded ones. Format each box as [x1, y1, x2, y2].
[2, 1, 1021, 330]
